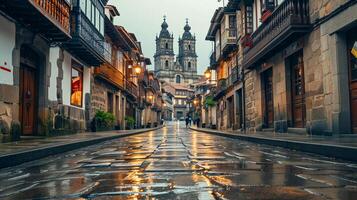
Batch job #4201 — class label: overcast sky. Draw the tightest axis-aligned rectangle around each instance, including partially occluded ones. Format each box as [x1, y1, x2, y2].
[108, 0, 225, 74]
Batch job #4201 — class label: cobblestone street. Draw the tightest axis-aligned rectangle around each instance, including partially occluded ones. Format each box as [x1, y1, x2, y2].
[0, 122, 357, 199]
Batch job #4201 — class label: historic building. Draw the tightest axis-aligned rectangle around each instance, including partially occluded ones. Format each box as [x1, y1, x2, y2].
[0, 0, 107, 139]
[0, 1, 163, 142]
[154, 18, 201, 85]
[205, 0, 357, 135]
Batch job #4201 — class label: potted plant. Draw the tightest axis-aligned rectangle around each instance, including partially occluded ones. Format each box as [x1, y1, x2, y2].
[125, 116, 135, 130]
[92, 110, 115, 132]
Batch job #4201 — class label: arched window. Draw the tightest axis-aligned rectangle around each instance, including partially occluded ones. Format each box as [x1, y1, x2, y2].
[165, 43, 169, 49]
[165, 60, 169, 68]
[176, 75, 181, 84]
[188, 62, 191, 69]
[188, 45, 191, 50]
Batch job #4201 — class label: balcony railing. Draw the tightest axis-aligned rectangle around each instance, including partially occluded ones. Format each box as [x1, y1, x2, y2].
[1, 0, 71, 41]
[31, 0, 70, 33]
[94, 62, 125, 89]
[243, 0, 311, 68]
[64, 7, 105, 66]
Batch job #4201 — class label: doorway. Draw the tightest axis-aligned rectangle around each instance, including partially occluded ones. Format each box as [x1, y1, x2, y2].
[19, 46, 39, 135]
[348, 27, 357, 133]
[235, 89, 243, 129]
[290, 51, 306, 128]
[262, 68, 274, 128]
[227, 96, 234, 128]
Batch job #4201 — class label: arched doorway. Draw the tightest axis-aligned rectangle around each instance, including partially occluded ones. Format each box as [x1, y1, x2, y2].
[19, 45, 39, 135]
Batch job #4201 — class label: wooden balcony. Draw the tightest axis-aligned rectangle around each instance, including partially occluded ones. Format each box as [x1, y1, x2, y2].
[125, 80, 138, 100]
[1, 0, 71, 41]
[94, 62, 125, 90]
[243, 0, 311, 68]
[63, 5, 105, 66]
[214, 78, 227, 100]
[210, 51, 218, 69]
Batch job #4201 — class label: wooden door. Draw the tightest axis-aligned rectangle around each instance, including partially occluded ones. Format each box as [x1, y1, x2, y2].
[348, 28, 357, 133]
[19, 65, 37, 135]
[235, 90, 243, 129]
[263, 68, 274, 128]
[227, 97, 234, 128]
[291, 52, 306, 128]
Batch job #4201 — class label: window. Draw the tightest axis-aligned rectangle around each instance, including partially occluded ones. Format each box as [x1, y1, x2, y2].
[99, 14, 104, 35]
[107, 92, 113, 113]
[86, 0, 91, 20]
[228, 15, 237, 37]
[80, 0, 86, 12]
[176, 75, 181, 84]
[165, 43, 169, 49]
[188, 45, 191, 50]
[188, 62, 191, 69]
[244, 5, 253, 35]
[71, 61, 83, 107]
[165, 60, 169, 68]
[96, 8, 100, 31]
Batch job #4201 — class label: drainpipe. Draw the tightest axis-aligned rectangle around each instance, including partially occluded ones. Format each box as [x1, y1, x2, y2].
[242, 68, 246, 134]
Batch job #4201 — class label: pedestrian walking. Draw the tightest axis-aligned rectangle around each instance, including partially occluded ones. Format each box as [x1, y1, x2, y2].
[185, 116, 189, 128]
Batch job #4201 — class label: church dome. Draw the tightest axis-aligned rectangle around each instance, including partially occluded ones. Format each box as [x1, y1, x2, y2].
[159, 18, 171, 38]
[182, 19, 193, 40]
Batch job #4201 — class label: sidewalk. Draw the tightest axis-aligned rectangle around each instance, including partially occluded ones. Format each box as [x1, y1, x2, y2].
[190, 127, 357, 162]
[0, 126, 163, 169]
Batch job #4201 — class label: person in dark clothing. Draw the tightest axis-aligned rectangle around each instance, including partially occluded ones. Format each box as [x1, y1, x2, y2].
[196, 117, 200, 128]
[185, 116, 189, 128]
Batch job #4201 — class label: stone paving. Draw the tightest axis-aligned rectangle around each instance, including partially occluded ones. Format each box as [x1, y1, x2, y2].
[0, 122, 357, 199]
[0, 128, 159, 156]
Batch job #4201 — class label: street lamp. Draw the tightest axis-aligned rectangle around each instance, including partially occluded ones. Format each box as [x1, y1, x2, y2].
[204, 69, 212, 80]
[193, 99, 198, 106]
[148, 95, 153, 102]
[133, 65, 142, 75]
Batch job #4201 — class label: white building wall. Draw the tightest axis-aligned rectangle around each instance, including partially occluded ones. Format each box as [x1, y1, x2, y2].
[0, 15, 16, 85]
[48, 47, 60, 101]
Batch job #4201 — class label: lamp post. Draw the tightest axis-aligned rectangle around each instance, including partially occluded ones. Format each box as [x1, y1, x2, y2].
[204, 68, 212, 80]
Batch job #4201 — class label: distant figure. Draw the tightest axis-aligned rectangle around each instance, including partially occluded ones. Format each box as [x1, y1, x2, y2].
[196, 117, 200, 128]
[189, 116, 192, 126]
[185, 116, 190, 128]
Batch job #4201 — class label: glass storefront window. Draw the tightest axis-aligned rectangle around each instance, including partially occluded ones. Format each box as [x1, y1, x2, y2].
[71, 62, 83, 107]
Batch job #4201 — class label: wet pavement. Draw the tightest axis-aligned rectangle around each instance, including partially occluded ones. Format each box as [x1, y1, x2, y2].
[1, 122, 357, 200]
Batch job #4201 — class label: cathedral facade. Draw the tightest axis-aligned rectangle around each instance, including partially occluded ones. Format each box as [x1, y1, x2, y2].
[154, 18, 201, 86]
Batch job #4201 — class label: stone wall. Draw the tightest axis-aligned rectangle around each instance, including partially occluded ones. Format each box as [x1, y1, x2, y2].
[244, 69, 262, 132]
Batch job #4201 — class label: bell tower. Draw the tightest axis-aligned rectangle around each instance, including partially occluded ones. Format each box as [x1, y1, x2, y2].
[178, 19, 198, 73]
[154, 16, 175, 74]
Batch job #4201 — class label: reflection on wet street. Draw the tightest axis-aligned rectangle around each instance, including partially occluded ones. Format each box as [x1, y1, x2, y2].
[1, 122, 357, 199]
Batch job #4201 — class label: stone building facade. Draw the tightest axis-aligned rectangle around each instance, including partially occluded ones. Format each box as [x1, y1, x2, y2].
[154, 18, 201, 85]
[241, 0, 357, 135]
[206, 0, 357, 135]
[0, 0, 104, 140]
